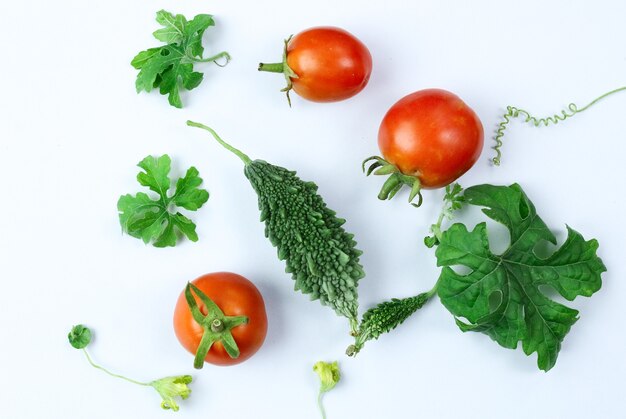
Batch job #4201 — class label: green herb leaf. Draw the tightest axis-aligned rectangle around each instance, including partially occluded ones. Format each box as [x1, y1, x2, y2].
[68, 324, 92, 349]
[132, 10, 228, 108]
[152, 10, 186, 44]
[435, 184, 605, 371]
[118, 155, 209, 247]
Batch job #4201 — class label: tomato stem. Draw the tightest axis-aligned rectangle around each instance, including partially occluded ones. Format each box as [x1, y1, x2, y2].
[257, 62, 284, 73]
[258, 35, 298, 106]
[211, 319, 224, 333]
[184, 282, 249, 369]
[362, 156, 423, 207]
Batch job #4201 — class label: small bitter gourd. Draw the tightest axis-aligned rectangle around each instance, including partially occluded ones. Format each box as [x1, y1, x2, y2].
[188, 121, 364, 333]
[347, 292, 432, 356]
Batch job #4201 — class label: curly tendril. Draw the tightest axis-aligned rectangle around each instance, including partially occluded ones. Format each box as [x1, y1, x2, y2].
[492, 86, 626, 165]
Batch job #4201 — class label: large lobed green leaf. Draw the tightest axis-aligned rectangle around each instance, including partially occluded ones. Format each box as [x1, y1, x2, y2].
[435, 184, 605, 371]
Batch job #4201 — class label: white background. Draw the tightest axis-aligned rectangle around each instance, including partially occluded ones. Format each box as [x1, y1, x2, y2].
[1, 1, 625, 418]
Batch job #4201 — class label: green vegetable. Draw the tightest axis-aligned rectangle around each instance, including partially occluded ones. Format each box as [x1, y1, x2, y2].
[68, 325, 193, 411]
[187, 121, 364, 334]
[117, 154, 209, 247]
[313, 361, 341, 419]
[350, 184, 605, 371]
[132, 10, 231, 108]
[347, 292, 433, 356]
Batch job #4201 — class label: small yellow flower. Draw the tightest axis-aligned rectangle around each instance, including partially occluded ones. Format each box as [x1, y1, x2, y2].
[150, 375, 193, 411]
[313, 361, 340, 393]
[313, 361, 341, 419]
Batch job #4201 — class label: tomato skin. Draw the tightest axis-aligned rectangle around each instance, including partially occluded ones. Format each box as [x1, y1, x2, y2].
[173, 272, 267, 366]
[378, 89, 484, 189]
[286, 27, 372, 102]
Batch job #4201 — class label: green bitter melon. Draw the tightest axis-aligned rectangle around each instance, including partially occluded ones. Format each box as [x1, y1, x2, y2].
[187, 121, 364, 333]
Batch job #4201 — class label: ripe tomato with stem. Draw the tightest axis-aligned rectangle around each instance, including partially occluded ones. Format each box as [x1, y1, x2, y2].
[364, 89, 484, 206]
[173, 272, 268, 368]
[259, 26, 372, 105]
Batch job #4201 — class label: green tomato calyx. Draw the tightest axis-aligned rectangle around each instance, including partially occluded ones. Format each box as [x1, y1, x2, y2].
[184, 282, 249, 369]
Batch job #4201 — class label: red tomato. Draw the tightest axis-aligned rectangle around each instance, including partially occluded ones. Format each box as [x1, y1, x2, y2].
[378, 89, 484, 189]
[259, 26, 372, 103]
[173, 272, 267, 366]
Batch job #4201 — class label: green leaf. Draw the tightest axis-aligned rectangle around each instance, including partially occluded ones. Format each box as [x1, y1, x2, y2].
[68, 325, 92, 349]
[157, 61, 204, 108]
[131, 47, 162, 70]
[117, 155, 209, 247]
[171, 213, 199, 242]
[136, 155, 172, 197]
[435, 184, 605, 371]
[153, 10, 186, 44]
[131, 10, 223, 108]
[173, 166, 210, 210]
[184, 14, 215, 57]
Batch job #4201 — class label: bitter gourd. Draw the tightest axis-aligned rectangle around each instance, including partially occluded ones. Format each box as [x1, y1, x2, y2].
[187, 121, 364, 333]
[347, 291, 433, 356]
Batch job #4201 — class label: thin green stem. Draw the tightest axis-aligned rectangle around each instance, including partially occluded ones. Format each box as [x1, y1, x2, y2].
[317, 391, 327, 419]
[187, 121, 252, 165]
[431, 210, 446, 242]
[493, 86, 626, 165]
[577, 86, 626, 112]
[425, 184, 464, 246]
[424, 278, 440, 300]
[191, 51, 231, 66]
[82, 349, 149, 386]
[349, 316, 359, 337]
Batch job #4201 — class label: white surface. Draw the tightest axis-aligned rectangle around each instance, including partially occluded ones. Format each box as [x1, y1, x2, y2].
[1, 1, 625, 418]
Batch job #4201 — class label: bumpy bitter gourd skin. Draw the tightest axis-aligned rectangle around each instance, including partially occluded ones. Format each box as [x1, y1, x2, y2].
[187, 121, 365, 331]
[245, 160, 364, 322]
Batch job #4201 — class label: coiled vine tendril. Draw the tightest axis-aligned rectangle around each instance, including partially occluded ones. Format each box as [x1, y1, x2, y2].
[492, 86, 626, 166]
